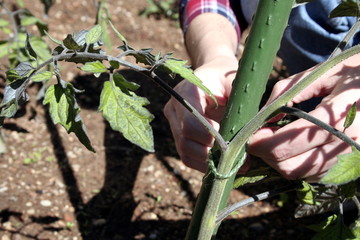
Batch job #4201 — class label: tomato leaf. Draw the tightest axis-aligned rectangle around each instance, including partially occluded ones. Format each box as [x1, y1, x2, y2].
[121, 47, 155, 65]
[113, 72, 140, 94]
[0, 19, 10, 27]
[44, 30, 62, 45]
[100, 20, 112, 50]
[29, 36, 52, 62]
[343, 102, 357, 131]
[31, 71, 52, 82]
[85, 25, 102, 45]
[80, 61, 107, 74]
[43, 83, 95, 152]
[309, 214, 355, 240]
[6, 70, 22, 82]
[339, 180, 357, 199]
[233, 167, 270, 188]
[296, 181, 317, 205]
[108, 20, 127, 45]
[26, 33, 37, 59]
[351, 221, 360, 239]
[0, 41, 10, 58]
[63, 34, 82, 51]
[163, 58, 217, 104]
[321, 146, 360, 185]
[20, 16, 39, 26]
[99, 78, 154, 152]
[295, 185, 338, 218]
[15, 62, 34, 77]
[0, 79, 28, 120]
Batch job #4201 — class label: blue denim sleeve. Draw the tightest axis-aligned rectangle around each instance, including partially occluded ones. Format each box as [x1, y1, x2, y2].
[241, 0, 360, 74]
[279, 0, 360, 74]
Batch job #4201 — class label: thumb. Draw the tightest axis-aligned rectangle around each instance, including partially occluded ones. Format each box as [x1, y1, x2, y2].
[265, 65, 340, 109]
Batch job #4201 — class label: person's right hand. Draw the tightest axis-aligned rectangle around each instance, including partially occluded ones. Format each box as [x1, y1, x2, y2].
[164, 56, 237, 172]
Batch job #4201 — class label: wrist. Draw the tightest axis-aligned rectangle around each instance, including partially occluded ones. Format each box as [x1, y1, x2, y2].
[185, 13, 238, 68]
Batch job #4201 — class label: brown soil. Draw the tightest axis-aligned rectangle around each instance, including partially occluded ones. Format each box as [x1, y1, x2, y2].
[0, 1, 318, 239]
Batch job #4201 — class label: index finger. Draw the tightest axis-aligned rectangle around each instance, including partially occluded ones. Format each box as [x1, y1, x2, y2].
[248, 105, 335, 162]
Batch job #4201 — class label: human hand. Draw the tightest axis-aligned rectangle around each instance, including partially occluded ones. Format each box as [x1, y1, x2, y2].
[247, 54, 360, 182]
[164, 56, 237, 172]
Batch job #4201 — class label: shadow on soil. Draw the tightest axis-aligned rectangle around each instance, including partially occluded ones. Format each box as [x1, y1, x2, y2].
[2, 70, 316, 239]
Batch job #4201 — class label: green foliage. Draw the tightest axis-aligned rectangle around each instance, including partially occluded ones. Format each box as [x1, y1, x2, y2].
[296, 181, 318, 205]
[276, 193, 289, 207]
[0, 79, 28, 120]
[343, 102, 357, 132]
[99, 73, 154, 152]
[86, 25, 103, 45]
[16, 0, 24, 7]
[0, 14, 210, 153]
[308, 214, 355, 240]
[295, 185, 339, 218]
[108, 20, 127, 45]
[43, 83, 95, 152]
[351, 221, 360, 239]
[1, 2, 359, 239]
[232, 167, 272, 188]
[23, 147, 47, 165]
[163, 57, 216, 104]
[0, 1, 52, 68]
[321, 147, 360, 185]
[31, 71, 53, 82]
[63, 34, 83, 51]
[95, 0, 113, 50]
[339, 180, 357, 199]
[80, 61, 107, 74]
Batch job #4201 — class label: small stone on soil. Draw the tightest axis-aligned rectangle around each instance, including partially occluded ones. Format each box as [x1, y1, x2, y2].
[40, 199, 52, 207]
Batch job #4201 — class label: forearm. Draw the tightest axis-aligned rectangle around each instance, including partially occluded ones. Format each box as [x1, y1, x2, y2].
[185, 13, 238, 68]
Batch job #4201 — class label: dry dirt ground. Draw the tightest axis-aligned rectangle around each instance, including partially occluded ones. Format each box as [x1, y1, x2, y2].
[0, 0, 320, 239]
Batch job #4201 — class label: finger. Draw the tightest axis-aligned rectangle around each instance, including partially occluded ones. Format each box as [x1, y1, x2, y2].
[265, 59, 358, 108]
[237, 157, 251, 175]
[164, 99, 213, 172]
[248, 104, 338, 161]
[165, 94, 219, 146]
[180, 141, 211, 173]
[182, 111, 219, 146]
[250, 84, 360, 160]
[262, 139, 350, 181]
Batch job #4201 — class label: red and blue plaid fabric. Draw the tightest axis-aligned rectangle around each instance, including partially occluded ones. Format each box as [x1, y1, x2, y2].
[179, 0, 241, 41]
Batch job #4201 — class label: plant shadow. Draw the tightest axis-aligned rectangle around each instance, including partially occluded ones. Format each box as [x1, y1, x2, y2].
[43, 69, 200, 239]
[7, 64, 344, 239]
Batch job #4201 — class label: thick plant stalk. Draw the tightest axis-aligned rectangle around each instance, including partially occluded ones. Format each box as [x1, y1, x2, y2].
[185, 0, 295, 239]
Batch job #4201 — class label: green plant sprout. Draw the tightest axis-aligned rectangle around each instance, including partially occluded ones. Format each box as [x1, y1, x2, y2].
[0, 1, 51, 68]
[23, 147, 47, 165]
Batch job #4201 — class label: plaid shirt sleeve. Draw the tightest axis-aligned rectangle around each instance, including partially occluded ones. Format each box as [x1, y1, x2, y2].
[179, 0, 241, 41]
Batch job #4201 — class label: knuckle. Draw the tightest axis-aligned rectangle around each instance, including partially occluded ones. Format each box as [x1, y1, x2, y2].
[181, 115, 198, 135]
[273, 161, 302, 180]
[177, 139, 188, 156]
[278, 169, 299, 180]
[272, 80, 290, 96]
[163, 102, 172, 118]
[181, 156, 193, 169]
[182, 126, 195, 139]
[267, 147, 291, 162]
